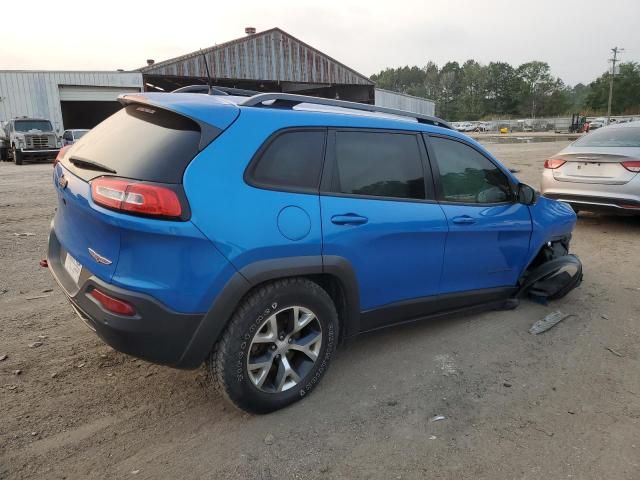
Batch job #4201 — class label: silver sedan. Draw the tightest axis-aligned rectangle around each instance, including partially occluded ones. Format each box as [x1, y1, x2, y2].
[541, 122, 640, 215]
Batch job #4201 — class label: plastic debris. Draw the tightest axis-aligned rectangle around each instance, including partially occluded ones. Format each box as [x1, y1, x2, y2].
[430, 415, 446, 422]
[13, 232, 35, 237]
[529, 311, 574, 335]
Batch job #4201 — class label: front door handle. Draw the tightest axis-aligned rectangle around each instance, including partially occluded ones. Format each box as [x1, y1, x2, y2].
[331, 214, 368, 226]
[452, 215, 476, 225]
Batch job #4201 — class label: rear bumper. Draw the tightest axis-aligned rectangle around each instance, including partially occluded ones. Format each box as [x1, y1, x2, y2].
[47, 227, 204, 368]
[542, 192, 640, 214]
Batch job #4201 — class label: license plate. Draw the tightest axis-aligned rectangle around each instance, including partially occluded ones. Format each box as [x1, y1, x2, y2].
[64, 253, 82, 284]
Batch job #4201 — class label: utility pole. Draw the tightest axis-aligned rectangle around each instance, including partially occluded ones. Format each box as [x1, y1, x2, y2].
[607, 47, 624, 123]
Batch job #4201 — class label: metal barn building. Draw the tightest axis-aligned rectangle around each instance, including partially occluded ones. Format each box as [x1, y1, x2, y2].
[374, 88, 435, 117]
[0, 71, 143, 133]
[140, 27, 375, 103]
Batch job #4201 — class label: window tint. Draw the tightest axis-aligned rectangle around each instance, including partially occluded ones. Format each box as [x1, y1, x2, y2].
[251, 130, 326, 190]
[61, 105, 204, 183]
[430, 136, 512, 204]
[333, 131, 425, 200]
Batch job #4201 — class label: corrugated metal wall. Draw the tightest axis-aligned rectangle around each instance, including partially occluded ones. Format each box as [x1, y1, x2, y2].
[141, 28, 373, 86]
[374, 88, 435, 116]
[0, 71, 143, 131]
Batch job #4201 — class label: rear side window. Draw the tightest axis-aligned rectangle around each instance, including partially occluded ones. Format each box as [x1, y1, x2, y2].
[62, 105, 206, 183]
[249, 130, 326, 190]
[573, 126, 640, 147]
[429, 136, 512, 204]
[332, 131, 425, 200]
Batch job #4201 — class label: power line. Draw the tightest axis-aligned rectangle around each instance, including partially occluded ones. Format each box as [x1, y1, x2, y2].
[607, 46, 624, 122]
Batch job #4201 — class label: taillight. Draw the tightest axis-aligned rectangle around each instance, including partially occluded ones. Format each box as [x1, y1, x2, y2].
[91, 177, 182, 218]
[621, 160, 640, 172]
[544, 158, 566, 169]
[54, 145, 70, 167]
[90, 288, 136, 316]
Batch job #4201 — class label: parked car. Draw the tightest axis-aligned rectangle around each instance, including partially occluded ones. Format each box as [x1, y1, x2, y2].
[541, 122, 640, 215]
[62, 129, 90, 146]
[4, 117, 60, 164]
[47, 92, 582, 413]
[588, 117, 608, 130]
[474, 122, 493, 132]
[454, 122, 476, 132]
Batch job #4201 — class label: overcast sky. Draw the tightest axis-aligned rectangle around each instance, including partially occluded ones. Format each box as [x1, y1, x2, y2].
[2, 0, 638, 86]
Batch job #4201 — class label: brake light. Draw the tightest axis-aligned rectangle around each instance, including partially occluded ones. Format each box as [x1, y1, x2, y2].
[621, 160, 640, 172]
[91, 177, 182, 218]
[544, 158, 566, 169]
[53, 145, 70, 167]
[90, 288, 136, 316]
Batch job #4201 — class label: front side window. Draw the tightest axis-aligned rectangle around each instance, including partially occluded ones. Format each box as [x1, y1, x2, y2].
[332, 131, 425, 200]
[250, 130, 326, 190]
[429, 136, 512, 204]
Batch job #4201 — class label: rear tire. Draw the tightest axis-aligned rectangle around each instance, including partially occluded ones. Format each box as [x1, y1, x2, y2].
[208, 278, 339, 414]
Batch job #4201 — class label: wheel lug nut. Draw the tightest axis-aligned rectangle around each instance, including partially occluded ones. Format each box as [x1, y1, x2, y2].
[271, 345, 276, 350]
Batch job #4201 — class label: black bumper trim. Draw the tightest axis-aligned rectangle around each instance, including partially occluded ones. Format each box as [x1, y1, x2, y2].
[48, 227, 204, 368]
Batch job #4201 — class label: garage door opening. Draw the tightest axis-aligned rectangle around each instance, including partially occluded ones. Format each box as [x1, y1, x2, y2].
[60, 100, 123, 129]
[58, 85, 141, 130]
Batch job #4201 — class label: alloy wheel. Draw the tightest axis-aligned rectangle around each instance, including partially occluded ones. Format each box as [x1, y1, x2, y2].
[247, 306, 323, 393]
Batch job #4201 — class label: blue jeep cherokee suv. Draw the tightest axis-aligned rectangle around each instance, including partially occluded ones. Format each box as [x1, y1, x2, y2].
[47, 92, 582, 413]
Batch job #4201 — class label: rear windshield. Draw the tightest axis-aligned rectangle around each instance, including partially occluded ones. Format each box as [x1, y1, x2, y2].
[573, 126, 640, 147]
[62, 104, 205, 183]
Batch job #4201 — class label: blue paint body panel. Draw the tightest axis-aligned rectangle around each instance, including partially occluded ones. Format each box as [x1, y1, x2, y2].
[437, 203, 532, 293]
[50, 92, 578, 321]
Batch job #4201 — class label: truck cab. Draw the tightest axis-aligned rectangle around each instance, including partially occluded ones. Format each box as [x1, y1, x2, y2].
[6, 117, 61, 165]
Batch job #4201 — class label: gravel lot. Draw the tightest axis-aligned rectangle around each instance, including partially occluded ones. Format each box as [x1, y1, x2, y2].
[1, 141, 639, 479]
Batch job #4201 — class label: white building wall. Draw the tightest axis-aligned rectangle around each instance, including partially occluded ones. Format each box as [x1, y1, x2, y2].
[374, 88, 435, 117]
[0, 71, 143, 132]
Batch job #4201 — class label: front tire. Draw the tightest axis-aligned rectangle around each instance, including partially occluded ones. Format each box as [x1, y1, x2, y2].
[208, 278, 339, 414]
[13, 147, 23, 165]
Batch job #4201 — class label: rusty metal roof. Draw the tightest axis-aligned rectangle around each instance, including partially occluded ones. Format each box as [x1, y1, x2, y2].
[139, 28, 373, 86]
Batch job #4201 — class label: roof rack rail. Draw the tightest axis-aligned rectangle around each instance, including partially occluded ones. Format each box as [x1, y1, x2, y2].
[239, 93, 451, 129]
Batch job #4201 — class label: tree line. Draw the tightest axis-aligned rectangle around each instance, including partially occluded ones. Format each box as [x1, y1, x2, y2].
[370, 60, 640, 121]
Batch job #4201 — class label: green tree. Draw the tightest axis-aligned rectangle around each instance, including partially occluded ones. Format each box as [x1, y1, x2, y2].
[483, 62, 519, 116]
[585, 62, 640, 114]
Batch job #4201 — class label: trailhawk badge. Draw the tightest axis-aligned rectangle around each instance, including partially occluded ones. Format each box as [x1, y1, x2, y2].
[88, 248, 112, 265]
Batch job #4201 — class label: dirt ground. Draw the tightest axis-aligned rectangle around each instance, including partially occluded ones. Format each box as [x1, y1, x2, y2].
[1, 141, 639, 480]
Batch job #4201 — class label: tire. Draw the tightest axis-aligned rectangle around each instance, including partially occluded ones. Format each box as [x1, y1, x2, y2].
[0, 147, 6, 161]
[13, 147, 23, 165]
[208, 277, 339, 414]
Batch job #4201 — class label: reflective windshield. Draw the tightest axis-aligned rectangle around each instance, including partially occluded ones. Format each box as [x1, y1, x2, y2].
[15, 120, 53, 132]
[574, 126, 640, 147]
[74, 130, 89, 140]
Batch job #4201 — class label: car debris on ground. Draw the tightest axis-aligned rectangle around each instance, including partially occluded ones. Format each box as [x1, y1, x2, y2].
[529, 311, 574, 335]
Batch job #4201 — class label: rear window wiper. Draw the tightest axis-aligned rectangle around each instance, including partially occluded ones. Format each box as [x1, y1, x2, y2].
[68, 156, 117, 174]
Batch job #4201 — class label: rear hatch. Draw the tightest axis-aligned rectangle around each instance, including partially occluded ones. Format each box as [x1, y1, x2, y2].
[552, 151, 639, 184]
[51, 94, 238, 287]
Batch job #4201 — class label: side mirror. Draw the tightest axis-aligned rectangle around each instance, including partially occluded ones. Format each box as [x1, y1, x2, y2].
[518, 183, 538, 205]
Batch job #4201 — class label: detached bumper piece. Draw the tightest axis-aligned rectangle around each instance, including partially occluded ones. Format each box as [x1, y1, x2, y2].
[517, 255, 583, 301]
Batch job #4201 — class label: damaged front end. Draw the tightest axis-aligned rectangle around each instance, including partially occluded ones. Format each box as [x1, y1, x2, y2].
[517, 237, 583, 301]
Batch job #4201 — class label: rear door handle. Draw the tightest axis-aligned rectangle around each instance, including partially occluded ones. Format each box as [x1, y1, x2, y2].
[452, 215, 476, 225]
[331, 214, 368, 225]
